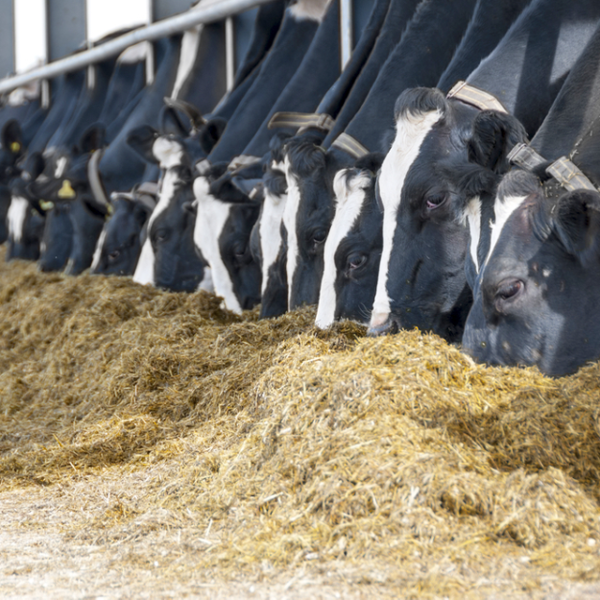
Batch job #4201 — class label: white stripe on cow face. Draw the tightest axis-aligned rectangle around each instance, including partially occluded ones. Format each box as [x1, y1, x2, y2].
[315, 169, 370, 329]
[370, 110, 443, 329]
[133, 170, 178, 285]
[118, 41, 149, 64]
[282, 155, 301, 309]
[152, 137, 184, 170]
[463, 196, 481, 274]
[54, 156, 67, 179]
[260, 186, 287, 296]
[484, 194, 528, 266]
[198, 266, 214, 293]
[193, 176, 242, 314]
[171, 26, 203, 100]
[91, 227, 107, 271]
[7, 196, 29, 244]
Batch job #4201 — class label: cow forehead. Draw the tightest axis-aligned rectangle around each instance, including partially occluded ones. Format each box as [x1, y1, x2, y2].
[153, 137, 185, 170]
[485, 194, 529, 267]
[148, 169, 180, 229]
[315, 170, 370, 329]
[378, 109, 444, 213]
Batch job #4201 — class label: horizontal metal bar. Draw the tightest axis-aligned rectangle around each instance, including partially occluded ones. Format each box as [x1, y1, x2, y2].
[0, 0, 274, 95]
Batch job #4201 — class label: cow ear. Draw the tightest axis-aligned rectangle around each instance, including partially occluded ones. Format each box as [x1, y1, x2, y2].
[197, 117, 227, 154]
[552, 189, 600, 267]
[2, 119, 23, 155]
[468, 111, 527, 173]
[127, 126, 159, 164]
[159, 105, 188, 137]
[79, 124, 106, 154]
[355, 152, 384, 175]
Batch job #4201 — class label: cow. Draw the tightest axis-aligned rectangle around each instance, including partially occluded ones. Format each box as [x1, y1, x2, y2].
[368, 0, 600, 342]
[284, 0, 477, 312]
[461, 21, 600, 375]
[90, 185, 157, 276]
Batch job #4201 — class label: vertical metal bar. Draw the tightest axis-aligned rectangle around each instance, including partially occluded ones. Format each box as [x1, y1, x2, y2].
[146, 0, 155, 85]
[47, 0, 87, 62]
[0, 0, 15, 78]
[225, 16, 235, 91]
[340, 0, 353, 69]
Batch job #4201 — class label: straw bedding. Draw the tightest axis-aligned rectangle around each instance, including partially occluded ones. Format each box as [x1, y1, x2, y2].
[1, 247, 600, 597]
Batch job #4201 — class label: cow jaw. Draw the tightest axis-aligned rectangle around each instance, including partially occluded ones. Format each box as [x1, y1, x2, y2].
[369, 109, 444, 332]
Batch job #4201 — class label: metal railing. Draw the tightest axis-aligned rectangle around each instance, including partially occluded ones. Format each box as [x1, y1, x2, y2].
[0, 0, 273, 95]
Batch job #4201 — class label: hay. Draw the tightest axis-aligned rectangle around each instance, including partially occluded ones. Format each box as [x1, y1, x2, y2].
[1, 247, 600, 597]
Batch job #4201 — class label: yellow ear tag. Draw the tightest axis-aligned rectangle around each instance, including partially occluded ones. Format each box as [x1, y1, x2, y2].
[39, 200, 54, 211]
[58, 180, 76, 199]
[10, 142, 21, 153]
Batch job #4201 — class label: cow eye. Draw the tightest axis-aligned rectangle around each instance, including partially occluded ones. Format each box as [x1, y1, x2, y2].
[108, 250, 120, 261]
[233, 242, 247, 257]
[154, 229, 168, 243]
[347, 253, 366, 271]
[425, 193, 447, 210]
[494, 279, 523, 311]
[313, 230, 327, 245]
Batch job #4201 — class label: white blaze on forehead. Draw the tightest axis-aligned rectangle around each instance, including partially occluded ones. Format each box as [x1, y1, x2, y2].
[283, 155, 302, 308]
[133, 169, 178, 285]
[171, 26, 203, 100]
[152, 137, 184, 169]
[485, 194, 528, 265]
[315, 170, 370, 329]
[463, 196, 481, 274]
[193, 176, 242, 314]
[91, 227, 107, 271]
[260, 188, 287, 296]
[7, 197, 29, 244]
[54, 156, 68, 179]
[370, 109, 443, 328]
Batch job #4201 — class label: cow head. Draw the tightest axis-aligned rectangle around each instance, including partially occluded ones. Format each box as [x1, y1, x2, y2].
[6, 154, 46, 261]
[315, 153, 383, 329]
[463, 169, 600, 376]
[134, 164, 209, 292]
[91, 187, 156, 276]
[193, 162, 262, 313]
[369, 87, 527, 342]
[249, 134, 290, 319]
[283, 137, 350, 309]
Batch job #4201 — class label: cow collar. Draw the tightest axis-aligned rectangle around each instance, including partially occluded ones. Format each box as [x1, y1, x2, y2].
[447, 80, 508, 114]
[268, 111, 335, 134]
[330, 132, 369, 160]
[87, 148, 111, 209]
[508, 142, 597, 193]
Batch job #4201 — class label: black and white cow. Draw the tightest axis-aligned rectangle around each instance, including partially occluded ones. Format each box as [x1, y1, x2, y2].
[284, 0, 477, 311]
[368, 0, 600, 341]
[462, 172, 600, 376]
[462, 21, 600, 374]
[90, 185, 156, 276]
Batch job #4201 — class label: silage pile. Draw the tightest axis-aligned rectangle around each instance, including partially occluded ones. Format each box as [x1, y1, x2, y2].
[1, 248, 600, 597]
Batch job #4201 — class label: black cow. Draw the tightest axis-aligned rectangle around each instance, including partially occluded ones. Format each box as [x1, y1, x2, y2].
[369, 0, 600, 342]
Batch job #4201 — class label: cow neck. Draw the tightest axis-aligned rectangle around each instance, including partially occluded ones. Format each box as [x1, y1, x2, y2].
[467, 0, 600, 136]
[331, 0, 478, 154]
[322, 0, 422, 147]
